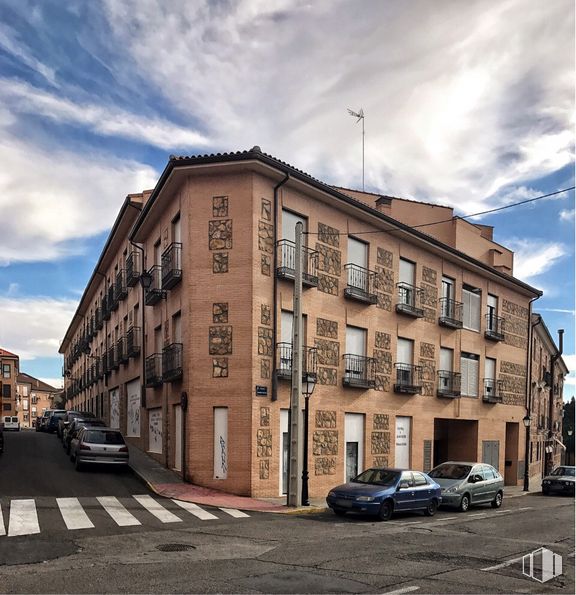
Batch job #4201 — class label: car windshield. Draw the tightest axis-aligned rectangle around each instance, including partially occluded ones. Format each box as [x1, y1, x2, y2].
[84, 430, 125, 445]
[429, 464, 472, 480]
[352, 469, 400, 486]
[550, 467, 575, 477]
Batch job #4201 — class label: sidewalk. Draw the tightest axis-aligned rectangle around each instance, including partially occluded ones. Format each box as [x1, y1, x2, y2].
[128, 444, 536, 514]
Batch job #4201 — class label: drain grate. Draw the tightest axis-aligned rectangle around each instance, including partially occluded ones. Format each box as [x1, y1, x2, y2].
[156, 543, 196, 552]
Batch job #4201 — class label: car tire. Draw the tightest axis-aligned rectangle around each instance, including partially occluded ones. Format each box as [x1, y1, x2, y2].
[424, 498, 438, 516]
[333, 508, 347, 517]
[377, 499, 393, 521]
[542, 488, 550, 496]
[491, 491, 503, 508]
[458, 494, 470, 512]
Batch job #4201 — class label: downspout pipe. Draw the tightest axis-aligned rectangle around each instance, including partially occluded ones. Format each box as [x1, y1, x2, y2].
[271, 173, 290, 402]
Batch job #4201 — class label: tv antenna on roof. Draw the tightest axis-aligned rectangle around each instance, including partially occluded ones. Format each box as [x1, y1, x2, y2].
[347, 107, 365, 190]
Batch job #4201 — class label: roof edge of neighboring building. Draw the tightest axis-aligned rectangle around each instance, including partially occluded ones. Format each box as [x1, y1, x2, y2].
[128, 147, 541, 299]
[0, 348, 19, 359]
[532, 313, 569, 374]
[16, 372, 60, 392]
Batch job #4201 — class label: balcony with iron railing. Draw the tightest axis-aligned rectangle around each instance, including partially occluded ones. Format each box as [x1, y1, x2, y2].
[107, 345, 118, 371]
[437, 370, 461, 398]
[393, 363, 422, 394]
[126, 326, 141, 358]
[144, 266, 166, 306]
[117, 337, 128, 365]
[395, 283, 425, 318]
[115, 269, 128, 302]
[275, 342, 318, 381]
[145, 353, 163, 387]
[102, 294, 111, 320]
[162, 343, 183, 382]
[95, 305, 103, 329]
[485, 313, 505, 341]
[344, 264, 377, 304]
[126, 251, 141, 287]
[342, 354, 376, 389]
[483, 378, 503, 403]
[108, 283, 118, 312]
[161, 242, 182, 290]
[438, 298, 463, 329]
[275, 239, 319, 287]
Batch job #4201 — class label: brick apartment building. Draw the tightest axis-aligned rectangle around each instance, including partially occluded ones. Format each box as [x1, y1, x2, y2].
[16, 373, 60, 428]
[0, 348, 19, 418]
[60, 146, 560, 498]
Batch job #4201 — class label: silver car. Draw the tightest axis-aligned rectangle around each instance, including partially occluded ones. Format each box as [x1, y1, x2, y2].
[428, 461, 504, 511]
[70, 427, 129, 471]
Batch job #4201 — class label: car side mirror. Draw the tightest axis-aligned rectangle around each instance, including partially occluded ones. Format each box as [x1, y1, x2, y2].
[469, 474, 482, 483]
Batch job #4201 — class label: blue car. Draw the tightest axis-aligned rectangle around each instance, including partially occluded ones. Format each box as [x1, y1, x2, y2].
[326, 468, 442, 521]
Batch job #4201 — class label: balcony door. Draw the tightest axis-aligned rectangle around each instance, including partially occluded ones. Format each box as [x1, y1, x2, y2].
[345, 326, 367, 383]
[280, 311, 293, 375]
[399, 259, 416, 306]
[487, 294, 498, 331]
[282, 209, 306, 242]
[439, 347, 453, 391]
[396, 338, 414, 385]
[441, 276, 455, 317]
[347, 237, 368, 291]
[485, 357, 496, 397]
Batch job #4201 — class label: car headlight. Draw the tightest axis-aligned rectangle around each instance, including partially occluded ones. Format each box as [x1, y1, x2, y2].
[355, 496, 375, 502]
[543, 480, 550, 484]
[565, 481, 574, 486]
[328, 491, 337, 498]
[444, 486, 459, 493]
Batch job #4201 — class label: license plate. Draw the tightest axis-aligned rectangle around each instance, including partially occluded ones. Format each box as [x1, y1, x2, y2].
[336, 499, 353, 508]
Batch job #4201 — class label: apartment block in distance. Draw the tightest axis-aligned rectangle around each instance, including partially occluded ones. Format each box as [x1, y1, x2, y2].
[0, 348, 19, 417]
[60, 147, 548, 498]
[16, 373, 60, 428]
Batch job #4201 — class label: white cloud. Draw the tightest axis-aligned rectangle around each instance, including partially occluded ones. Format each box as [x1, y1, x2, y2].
[38, 377, 64, 389]
[560, 209, 575, 222]
[0, 296, 77, 360]
[508, 239, 567, 283]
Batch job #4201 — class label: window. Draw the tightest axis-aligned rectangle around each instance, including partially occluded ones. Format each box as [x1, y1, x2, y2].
[487, 294, 498, 325]
[398, 258, 417, 306]
[3, 403, 10, 411]
[282, 209, 307, 242]
[412, 472, 428, 486]
[2, 384, 11, 398]
[3, 364, 10, 378]
[172, 214, 181, 244]
[172, 312, 182, 343]
[462, 285, 481, 331]
[347, 237, 370, 292]
[346, 326, 366, 357]
[460, 352, 479, 397]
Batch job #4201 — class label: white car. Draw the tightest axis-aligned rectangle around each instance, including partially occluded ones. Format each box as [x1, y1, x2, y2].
[2, 416, 20, 431]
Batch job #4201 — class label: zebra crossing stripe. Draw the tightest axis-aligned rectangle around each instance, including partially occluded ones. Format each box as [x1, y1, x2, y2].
[8, 499, 40, 537]
[172, 499, 219, 520]
[219, 508, 249, 518]
[57, 498, 95, 530]
[132, 495, 182, 523]
[97, 496, 141, 527]
[0, 504, 5, 536]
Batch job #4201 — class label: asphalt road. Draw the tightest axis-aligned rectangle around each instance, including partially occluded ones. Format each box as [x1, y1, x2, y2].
[0, 430, 574, 594]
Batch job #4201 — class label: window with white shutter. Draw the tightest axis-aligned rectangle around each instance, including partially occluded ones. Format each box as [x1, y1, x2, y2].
[462, 286, 481, 331]
[461, 352, 479, 397]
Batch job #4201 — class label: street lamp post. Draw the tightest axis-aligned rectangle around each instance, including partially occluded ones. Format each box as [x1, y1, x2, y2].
[523, 414, 531, 491]
[567, 429, 574, 466]
[301, 371, 316, 507]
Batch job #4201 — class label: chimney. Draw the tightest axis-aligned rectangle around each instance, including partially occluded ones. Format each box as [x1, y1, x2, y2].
[558, 329, 564, 356]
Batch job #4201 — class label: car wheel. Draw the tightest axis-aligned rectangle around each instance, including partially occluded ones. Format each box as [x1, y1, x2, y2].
[377, 500, 393, 521]
[333, 508, 347, 517]
[542, 488, 550, 496]
[458, 494, 470, 512]
[424, 498, 438, 517]
[491, 491, 503, 508]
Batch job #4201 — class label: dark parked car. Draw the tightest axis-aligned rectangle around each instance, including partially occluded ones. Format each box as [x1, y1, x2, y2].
[326, 468, 442, 521]
[542, 466, 575, 496]
[58, 411, 94, 440]
[0, 422, 4, 454]
[45, 410, 67, 434]
[70, 427, 129, 471]
[38, 409, 57, 432]
[64, 418, 106, 454]
[428, 461, 504, 511]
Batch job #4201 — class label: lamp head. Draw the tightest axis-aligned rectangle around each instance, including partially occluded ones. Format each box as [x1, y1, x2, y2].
[523, 414, 531, 428]
[140, 271, 153, 289]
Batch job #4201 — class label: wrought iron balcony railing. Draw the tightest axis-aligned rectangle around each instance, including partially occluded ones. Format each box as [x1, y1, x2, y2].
[275, 342, 318, 381]
[126, 326, 141, 358]
[275, 239, 319, 287]
[126, 251, 141, 287]
[162, 342, 183, 382]
[483, 378, 503, 403]
[108, 283, 118, 312]
[115, 269, 128, 302]
[343, 354, 376, 389]
[393, 363, 422, 394]
[145, 353, 163, 387]
[485, 313, 505, 341]
[144, 266, 166, 306]
[395, 283, 425, 317]
[117, 337, 128, 365]
[95, 305, 103, 329]
[107, 345, 118, 371]
[161, 242, 182, 290]
[344, 264, 377, 304]
[438, 298, 463, 329]
[102, 294, 111, 320]
[437, 370, 461, 398]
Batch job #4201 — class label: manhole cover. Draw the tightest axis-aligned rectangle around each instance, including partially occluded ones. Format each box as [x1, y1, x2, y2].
[155, 543, 196, 552]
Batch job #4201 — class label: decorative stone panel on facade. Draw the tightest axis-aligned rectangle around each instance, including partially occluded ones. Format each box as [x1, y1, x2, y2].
[318, 367, 337, 385]
[316, 318, 338, 339]
[317, 273, 339, 295]
[259, 459, 270, 479]
[422, 307, 437, 324]
[374, 414, 390, 431]
[260, 407, 270, 427]
[261, 254, 271, 276]
[212, 196, 228, 218]
[375, 332, 391, 350]
[260, 358, 271, 379]
[261, 198, 271, 222]
[315, 243, 341, 275]
[502, 300, 529, 320]
[313, 430, 338, 455]
[314, 339, 339, 366]
[257, 429, 272, 457]
[209, 326, 232, 355]
[374, 374, 391, 392]
[318, 222, 340, 247]
[374, 349, 392, 374]
[420, 343, 435, 359]
[315, 410, 336, 428]
[373, 456, 389, 467]
[374, 267, 394, 294]
[371, 431, 391, 455]
[376, 293, 393, 311]
[420, 284, 438, 307]
[377, 247, 393, 269]
[500, 361, 526, 376]
[212, 303, 228, 323]
[261, 304, 271, 326]
[500, 359, 526, 406]
[422, 266, 437, 285]
[315, 457, 337, 475]
[258, 327, 273, 357]
[502, 299, 529, 350]
[419, 359, 436, 397]
[212, 358, 228, 378]
[213, 252, 229, 273]
[258, 221, 274, 254]
[208, 220, 233, 250]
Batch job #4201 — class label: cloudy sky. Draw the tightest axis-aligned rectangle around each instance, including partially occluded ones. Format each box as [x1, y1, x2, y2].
[0, 0, 573, 396]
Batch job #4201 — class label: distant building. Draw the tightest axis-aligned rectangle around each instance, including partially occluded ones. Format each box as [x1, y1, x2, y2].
[0, 348, 19, 418]
[16, 373, 60, 428]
